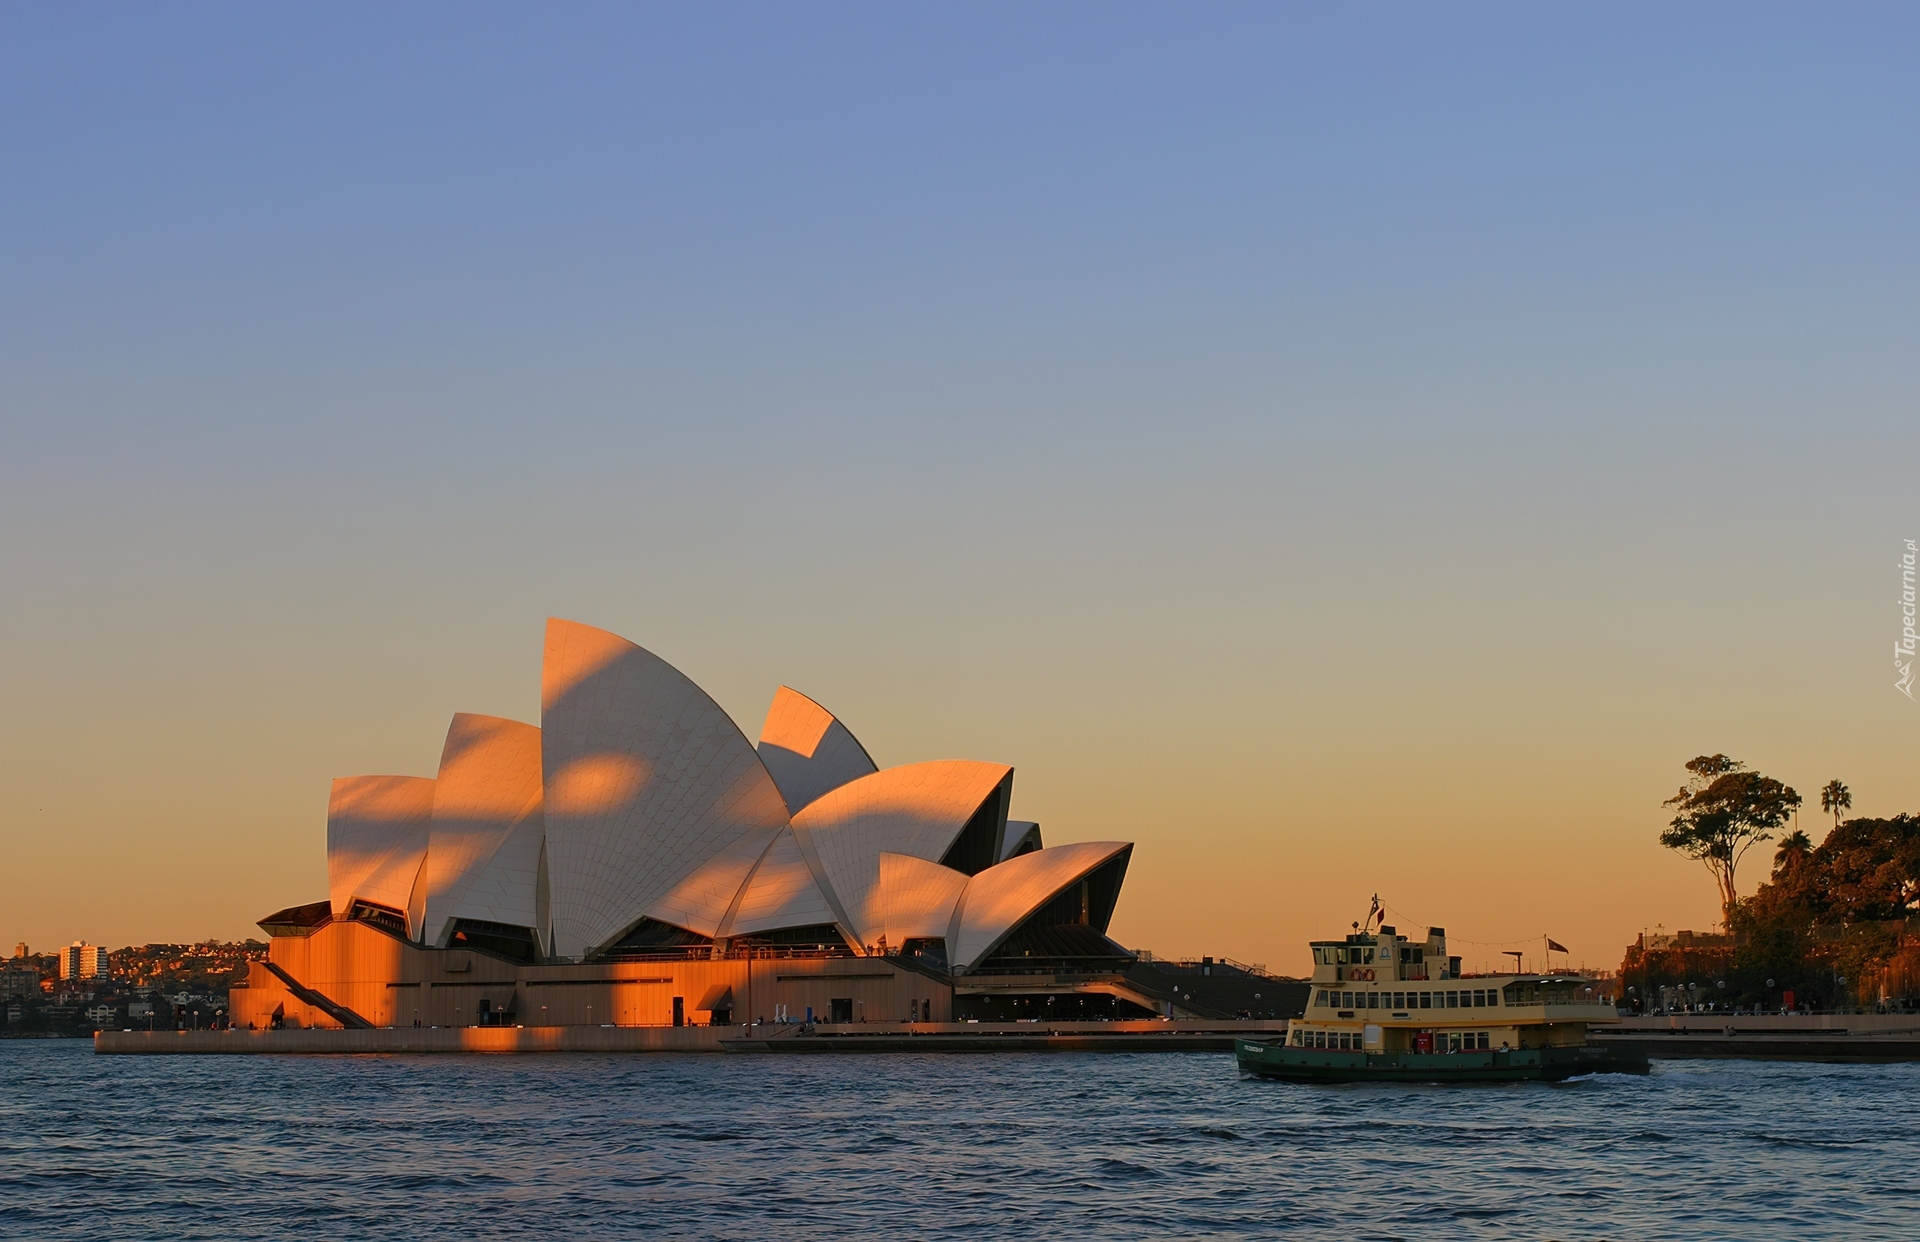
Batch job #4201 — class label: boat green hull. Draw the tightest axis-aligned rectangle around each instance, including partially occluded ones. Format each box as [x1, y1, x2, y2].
[1234, 1038, 1649, 1083]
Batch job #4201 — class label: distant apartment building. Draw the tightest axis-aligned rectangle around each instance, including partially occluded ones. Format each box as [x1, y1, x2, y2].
[59, 942, 109, 980]
[0, 969, 40, 1002]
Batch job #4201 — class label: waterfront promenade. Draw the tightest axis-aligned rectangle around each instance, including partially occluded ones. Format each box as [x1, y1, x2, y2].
[1595, 1012, 1920, 1061]
[94, 1018, 1287, 1055]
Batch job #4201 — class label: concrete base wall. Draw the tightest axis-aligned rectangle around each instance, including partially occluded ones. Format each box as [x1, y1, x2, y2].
[1596, 1013, 1920, 1061]
[97, 1025, 733, 1054]
[96, 1019, 1289, 1056]
[1612, 1013, 1920, 1035]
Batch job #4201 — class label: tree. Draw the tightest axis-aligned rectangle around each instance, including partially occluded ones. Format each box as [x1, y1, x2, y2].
[1661, 754, 1802, 930]
[1811, 814, 1920, 923]
[1774, 829, 1813, 872]
[1820, 780, 1852, 830]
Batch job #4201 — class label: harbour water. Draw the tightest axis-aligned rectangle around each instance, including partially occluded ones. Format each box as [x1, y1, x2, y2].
[1, 1040, 1912, 1239]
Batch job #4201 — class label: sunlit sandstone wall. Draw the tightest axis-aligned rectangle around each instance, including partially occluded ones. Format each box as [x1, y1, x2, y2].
[233, 919, 953, 1029]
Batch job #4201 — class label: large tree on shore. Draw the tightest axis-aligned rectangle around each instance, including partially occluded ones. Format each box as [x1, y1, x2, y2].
[1661, 754, 1802, 929]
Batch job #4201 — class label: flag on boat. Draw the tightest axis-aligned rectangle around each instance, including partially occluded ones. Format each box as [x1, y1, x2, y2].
[1546, 938, 1568, 953]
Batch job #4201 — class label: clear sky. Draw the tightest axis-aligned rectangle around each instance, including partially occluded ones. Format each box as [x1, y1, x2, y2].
[3, 5, 1915, 972]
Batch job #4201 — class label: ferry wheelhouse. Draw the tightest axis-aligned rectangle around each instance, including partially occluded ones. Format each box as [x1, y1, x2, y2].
[1236, 922, 1647, 1083]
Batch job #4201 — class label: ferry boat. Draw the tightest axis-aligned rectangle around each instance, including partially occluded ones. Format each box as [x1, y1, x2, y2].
[1235, 917, 1648, 1083]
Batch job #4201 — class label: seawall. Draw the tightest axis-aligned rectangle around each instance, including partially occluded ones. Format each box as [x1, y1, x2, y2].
[1594, 1013, 1920, 1061]
[95, 1019, 1288, 1055]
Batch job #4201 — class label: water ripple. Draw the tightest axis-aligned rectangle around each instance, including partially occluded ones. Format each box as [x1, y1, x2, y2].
[0, 1042, 1915, 1239]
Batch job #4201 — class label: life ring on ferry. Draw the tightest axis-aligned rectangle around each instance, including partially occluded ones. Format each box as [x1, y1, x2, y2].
[1352, 968, 1374, 981]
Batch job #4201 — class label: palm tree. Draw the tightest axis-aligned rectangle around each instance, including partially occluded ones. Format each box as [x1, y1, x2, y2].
[1820, 780, 1851, 830]
[1773, 829, 1813, 873]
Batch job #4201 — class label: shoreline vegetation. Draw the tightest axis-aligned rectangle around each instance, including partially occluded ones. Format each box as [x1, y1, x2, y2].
[1637, 756, 1919, 1013]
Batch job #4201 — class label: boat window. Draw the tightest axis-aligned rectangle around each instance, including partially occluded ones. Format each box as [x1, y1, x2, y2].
[1490, 989, 1501, 1006]
[1412, 947, 1424, 963]
[1393, 991, 1405, 1008]
[1368, 992, 1379, 1009]
[1419, 992, 1431, 1008]
[1364, 949, 1374, 963]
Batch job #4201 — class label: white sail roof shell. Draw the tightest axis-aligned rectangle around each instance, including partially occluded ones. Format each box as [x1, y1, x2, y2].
[790, 760, 1012, 950]
[948, 840, 1132, 974]
[326, 775, 435, 929]
[540, 618, 790, 957]
[756, 686, 878, 816]
[1000, 820, 1043, 861]
[878, 852, 970, 944]
[715, 827, 841, 938]
[420, 713, 546, 949]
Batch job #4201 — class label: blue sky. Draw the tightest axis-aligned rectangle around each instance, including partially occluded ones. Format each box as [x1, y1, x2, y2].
[3, 5, 1915, 966]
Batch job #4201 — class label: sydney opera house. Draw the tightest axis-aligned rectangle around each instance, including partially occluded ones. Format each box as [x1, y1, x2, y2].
[235, 619, 1155, 1030]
